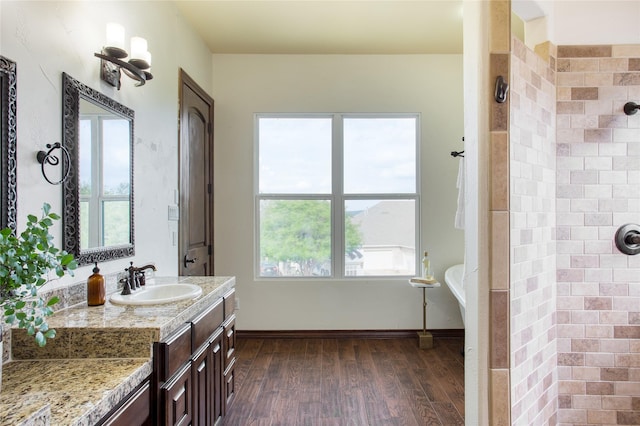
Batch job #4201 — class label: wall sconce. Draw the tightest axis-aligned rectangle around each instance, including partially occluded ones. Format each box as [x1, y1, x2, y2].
[94, 23, 153, 89]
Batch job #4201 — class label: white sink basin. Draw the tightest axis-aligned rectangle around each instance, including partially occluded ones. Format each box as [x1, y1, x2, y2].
[110, 283, 203, 306]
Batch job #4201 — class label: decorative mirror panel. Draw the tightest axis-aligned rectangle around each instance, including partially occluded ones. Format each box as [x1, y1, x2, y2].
[1, 56, 17, 231]
[62, 72, 134, 265]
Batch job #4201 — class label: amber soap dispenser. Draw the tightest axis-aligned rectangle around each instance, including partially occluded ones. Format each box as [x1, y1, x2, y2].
[87, 262, 106, 306]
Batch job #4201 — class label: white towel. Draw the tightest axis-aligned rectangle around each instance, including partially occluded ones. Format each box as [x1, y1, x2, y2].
[454, 158, 465, 229]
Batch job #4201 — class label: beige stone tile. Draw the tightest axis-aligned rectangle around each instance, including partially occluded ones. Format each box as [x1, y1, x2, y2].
[612, 45, 640, 57]
[630, 58, 640, 71]
[490, 132, 509, 210]
[585, 72, 613, 87]
[587, 410, 617, 425]
[614, 72, 640, 86]
[490, 369, 511, 426]
[558, 45, 613, 58]
[491, 211, 509, 291]
[600, 58, 629, 72]
[617, 411, 640, 425]
[571, 87, 598, 100]
[557, 87, 572, 101]
[489, 0, 510, 53]
[602, 396, 633, 410]
[491, 103, 509, 131]
[586, 381, 614, 395]
[557, 101, 584, 115]
[490, 290, 509, 368]
[557, 58, 571, 72]
[614, 326, 640, 338]
[558, 352, 585, 366]
[558, 72, 585, 87]
[570, 58, 599, 72]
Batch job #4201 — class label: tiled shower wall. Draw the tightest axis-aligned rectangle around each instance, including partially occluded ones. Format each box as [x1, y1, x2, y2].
[556, 45, 640, 425]
[509, 37, 558, 426]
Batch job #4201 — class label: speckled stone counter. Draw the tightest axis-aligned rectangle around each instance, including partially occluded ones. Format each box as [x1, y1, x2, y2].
[2, 275, 235, 425]
[0, 358, 151, 425]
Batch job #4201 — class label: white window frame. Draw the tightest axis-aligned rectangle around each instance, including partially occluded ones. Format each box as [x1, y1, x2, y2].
[254, 112, 421, 279]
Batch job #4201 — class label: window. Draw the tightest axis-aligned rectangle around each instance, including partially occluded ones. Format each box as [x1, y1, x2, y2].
[256, 114, 419, 278]
[79, 114, 130, 250]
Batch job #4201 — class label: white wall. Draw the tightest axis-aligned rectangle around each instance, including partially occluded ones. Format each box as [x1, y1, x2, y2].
[551, 0, 640, 45]
[1, 1, 213, 284]
[212, 54, 465, 330]
[515, 0, 640, 46]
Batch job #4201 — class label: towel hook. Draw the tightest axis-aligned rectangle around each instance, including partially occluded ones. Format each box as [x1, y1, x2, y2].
[36, 142, 70, 185]
[495, 76, 509, 103]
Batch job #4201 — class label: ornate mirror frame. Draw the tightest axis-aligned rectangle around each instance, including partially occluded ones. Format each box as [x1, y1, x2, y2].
[62, 72, 134, 265]
[0, 56, 17, 231]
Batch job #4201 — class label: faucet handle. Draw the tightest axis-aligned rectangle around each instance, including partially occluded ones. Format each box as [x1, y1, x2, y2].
[136, 270, 146, 286]
[119, 277, 132, 295]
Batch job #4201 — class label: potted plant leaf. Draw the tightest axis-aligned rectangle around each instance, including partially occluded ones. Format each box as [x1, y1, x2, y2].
[0, 203, 77, 349]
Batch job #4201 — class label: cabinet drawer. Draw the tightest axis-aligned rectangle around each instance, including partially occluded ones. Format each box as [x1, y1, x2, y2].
[155, 323, 192, 382]
[191, 297, 223, 351]
[222, 314, 236, 370]
[100, 380, 151, 426]
[223, 288, 235, 320]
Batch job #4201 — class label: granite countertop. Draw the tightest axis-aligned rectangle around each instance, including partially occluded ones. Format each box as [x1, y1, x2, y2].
[0, 358, 152, 426]
[1, 275, 235, 426]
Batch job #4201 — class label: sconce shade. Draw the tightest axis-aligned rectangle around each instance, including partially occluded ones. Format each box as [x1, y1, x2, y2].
[104, 23, 127, 59]
[129, 37, 150, 69]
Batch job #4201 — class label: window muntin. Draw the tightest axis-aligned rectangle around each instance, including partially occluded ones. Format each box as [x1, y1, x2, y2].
[256, 114, 419, 279]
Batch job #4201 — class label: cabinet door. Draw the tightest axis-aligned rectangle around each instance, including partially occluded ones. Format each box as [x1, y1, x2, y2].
[192, 328, 224, 426]
[222, 314, 236, 371]
[192, 344, 210, 426]
[223, 357, 236, 412]
[210, 329, 224, 424]
[160, 362, 193, 426]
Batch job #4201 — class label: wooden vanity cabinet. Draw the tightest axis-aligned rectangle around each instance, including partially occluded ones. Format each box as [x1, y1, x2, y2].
[154, 290, 235, 426]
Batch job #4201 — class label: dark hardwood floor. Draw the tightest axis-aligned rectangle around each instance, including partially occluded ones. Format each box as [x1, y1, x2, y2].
[223, 337, 465, 425]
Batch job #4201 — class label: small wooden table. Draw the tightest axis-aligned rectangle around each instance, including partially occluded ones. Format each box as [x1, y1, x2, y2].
[408, 278, 440, 349]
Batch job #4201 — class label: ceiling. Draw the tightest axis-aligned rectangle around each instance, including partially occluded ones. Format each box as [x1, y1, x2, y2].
[173, 0, 464, 54]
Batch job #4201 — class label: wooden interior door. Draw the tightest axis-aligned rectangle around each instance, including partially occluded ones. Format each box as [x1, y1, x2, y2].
[179, 70, 214, 276]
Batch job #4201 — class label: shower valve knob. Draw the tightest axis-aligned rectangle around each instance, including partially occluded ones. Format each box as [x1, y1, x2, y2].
[615, 224, 640, 255]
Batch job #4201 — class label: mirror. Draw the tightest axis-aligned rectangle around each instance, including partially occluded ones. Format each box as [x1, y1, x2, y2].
[62, 72, 134, 265]
[0, 56, 17, 231]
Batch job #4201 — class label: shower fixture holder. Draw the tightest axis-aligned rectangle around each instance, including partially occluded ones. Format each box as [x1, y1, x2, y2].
[624, 102, 640, 116]
[615, 223, 640, 255]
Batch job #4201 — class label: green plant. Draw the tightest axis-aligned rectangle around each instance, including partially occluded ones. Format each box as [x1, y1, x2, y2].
[0, 203, 77, 346]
